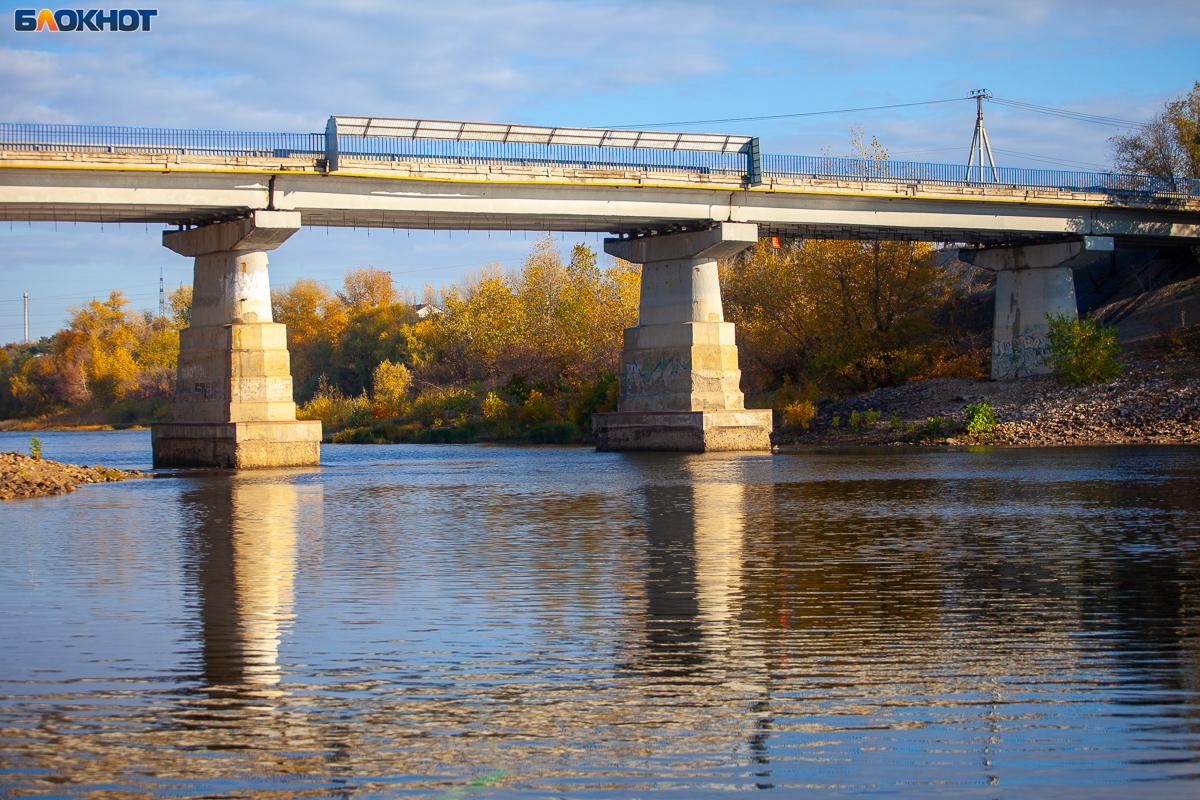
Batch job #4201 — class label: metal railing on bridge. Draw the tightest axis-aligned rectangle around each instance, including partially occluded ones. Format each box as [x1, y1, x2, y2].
[326, 116, 752, 176]
[2, 120, 1197, 198]
[331, 132, 748, 175]
[761, 153, 1200, 197]
[0, 122, 324, 159]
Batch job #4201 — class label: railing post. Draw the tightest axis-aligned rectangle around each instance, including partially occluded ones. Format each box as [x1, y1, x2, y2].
[745, 137, 761, 186]
[324, 117, 339, 174]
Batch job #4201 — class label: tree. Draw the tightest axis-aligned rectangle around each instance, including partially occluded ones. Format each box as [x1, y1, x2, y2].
[371, 359, 412, 418]
[338, 267, 396, 313]
[168, 284, 192, 328]
[1111, 82, 1200, 183]
[331, 303, 418, 395]
[273, 279, 346, 401]
[722, 237, 954, 394]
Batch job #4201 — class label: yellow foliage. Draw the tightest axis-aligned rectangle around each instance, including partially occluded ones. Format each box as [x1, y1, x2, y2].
[168, 284, 192, 328]
[519, 389, 554, 424]
[370, 359, 411, 418]
[723, 236, 950, 393]
[419, 240, 640, 388]
[338, 267, 396, 314]
[298, 377, 371, 430]
[88, 345, 138, 404]
[136, 326, 180, 371]
[917, 349, 989, 380]
[780, 399, 816, 429]
[482, 390, 508, 421]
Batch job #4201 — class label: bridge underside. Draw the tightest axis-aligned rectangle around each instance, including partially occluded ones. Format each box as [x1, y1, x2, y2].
[0, 204, 1094, 245]
[1, 158, 1196, 246]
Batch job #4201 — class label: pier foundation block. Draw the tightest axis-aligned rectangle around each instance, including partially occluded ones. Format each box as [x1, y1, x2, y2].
[962, 239, 1111, 380]
[592, 223, 772, 452]
[152, 211, 321, 469]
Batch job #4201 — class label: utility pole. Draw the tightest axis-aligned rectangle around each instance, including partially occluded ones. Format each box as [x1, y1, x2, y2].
[965, 89, 999, 182]
[23, 292, 29, 343]
[158, 266, 166, 318]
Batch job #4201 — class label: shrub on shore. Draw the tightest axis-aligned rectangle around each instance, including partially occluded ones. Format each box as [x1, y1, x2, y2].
[780, 399, 817, 429]
[298, 377, 371, 431]
[964, 401, 997, 436]
[1046, 314, 1122, 386]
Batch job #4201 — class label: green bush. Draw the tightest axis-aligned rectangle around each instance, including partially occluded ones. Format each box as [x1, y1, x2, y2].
[964, 401, 997, 436]
[919, 416, 952, 439]
[298, 376, 372, 432]
[528, 421, 582, 444]
[29, 435, 42, 460]
[1046, 314, 1121, 386]
[410, 386, 475, 426]
[519, 389, 555, 424]
[566, 373, 617, 428]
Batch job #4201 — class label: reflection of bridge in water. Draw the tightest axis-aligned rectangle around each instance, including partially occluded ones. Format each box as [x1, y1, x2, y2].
[3, 119, 1199, 465]
[3, 453, 1199, 794]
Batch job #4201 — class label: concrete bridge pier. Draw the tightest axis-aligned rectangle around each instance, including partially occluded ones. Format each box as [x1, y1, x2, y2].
[961, 239, 1110, 380]
[151, 211, 322, 468]
[592, 222, 773, 452]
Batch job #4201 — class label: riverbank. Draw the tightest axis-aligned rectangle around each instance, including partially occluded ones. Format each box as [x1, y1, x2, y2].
[0, 416, 149, 433]
[776, 346, 1200, 448]
[0, 451, 143, 500]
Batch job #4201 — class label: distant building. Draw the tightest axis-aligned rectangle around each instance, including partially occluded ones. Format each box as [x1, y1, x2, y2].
[414, 303, 443, 320]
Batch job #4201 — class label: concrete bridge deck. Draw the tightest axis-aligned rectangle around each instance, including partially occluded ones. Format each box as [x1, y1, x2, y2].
[1, 121, 1198, 245]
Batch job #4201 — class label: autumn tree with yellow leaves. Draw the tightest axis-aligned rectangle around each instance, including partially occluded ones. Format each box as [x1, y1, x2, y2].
[1, 291, 184, 421]
[723, 237, 974, 397]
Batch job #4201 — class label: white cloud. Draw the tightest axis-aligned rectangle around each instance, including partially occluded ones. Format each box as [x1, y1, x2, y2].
[0, 0, 729, 129]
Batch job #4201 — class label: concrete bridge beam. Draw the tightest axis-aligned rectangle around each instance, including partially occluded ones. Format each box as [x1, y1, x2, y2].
[151, 210, 321, 468]
[962, 238, 1111, 380]
[592, 223, 773, 452]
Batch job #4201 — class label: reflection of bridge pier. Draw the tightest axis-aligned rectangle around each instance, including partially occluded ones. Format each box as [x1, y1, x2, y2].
[621, 456, 776, 777]
[183, 474, 319, 696]
[637, 467, 752, 674]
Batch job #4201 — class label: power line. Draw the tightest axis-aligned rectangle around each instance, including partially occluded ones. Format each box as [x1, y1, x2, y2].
[605, 96, 969, 129]
[992, 147, 1112, 171]
[989, 96, 1147, 128]
[887, 146, 964, 157]
[0, 282, 165, 303]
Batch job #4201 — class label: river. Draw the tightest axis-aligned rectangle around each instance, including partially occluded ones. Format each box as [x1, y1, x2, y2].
[1, 431, 1198, 797]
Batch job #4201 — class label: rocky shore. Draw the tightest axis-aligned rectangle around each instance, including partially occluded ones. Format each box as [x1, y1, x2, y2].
[0, 452, 143, 501]
[776, 350, 1200, 448]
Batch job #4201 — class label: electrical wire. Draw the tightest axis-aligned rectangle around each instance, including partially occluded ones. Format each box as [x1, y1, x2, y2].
[605, 97, 969, 129]
[989, 96, 1146, 128]
[991, 148, 1113, 171]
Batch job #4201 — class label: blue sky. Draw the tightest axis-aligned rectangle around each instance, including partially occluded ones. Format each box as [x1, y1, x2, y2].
[1, 0, 1197, 340]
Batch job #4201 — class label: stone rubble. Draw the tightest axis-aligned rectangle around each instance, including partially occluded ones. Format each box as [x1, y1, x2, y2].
[0, 451, 142, 501]
[777, 353, 1200, 447]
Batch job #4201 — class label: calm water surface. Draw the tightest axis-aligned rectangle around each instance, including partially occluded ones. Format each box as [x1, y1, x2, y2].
[1, 431, 1199, 798]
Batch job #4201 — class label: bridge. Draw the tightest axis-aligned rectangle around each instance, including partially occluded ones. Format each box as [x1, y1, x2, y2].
[2, 118, 1199, 467]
